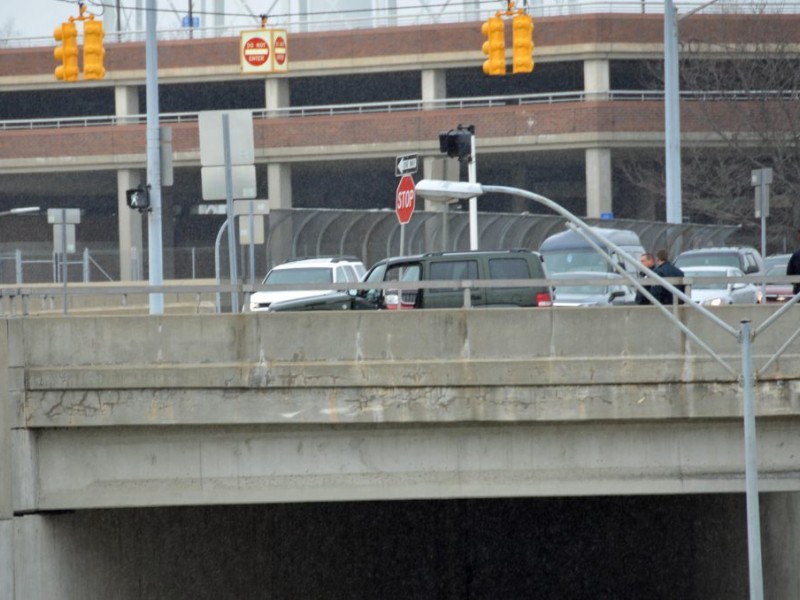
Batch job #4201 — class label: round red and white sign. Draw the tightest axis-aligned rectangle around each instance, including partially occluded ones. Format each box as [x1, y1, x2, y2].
[243, 37, 270, 67]
[274, 35, 287, 66]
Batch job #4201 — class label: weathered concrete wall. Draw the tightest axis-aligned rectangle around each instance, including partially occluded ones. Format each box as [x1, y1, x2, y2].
[2, 306, 800, 598]
[8, 306, 800, 512]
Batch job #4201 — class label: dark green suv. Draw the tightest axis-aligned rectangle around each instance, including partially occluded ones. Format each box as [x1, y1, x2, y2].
[267, 249, 553, 311]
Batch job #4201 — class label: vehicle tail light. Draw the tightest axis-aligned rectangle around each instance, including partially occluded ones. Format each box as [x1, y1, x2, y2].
[536, 291, 553, 307]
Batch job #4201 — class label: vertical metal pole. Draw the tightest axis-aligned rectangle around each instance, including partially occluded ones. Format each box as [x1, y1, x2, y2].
[222, 114, 240, 312]
[468, 133, 478, 250]
[145, 0, 164, 314]
[248, 201, 256, 284]
[15, 249, 22, 284]
[664, 0, 682, 225]
[399, 223, 405, 256]
[61, 209, 67, 315]
[83, 247, 90, 282]
[214, 218, 227, 313]
[760, 192, 767, 300]
[740, 320, 764, 600]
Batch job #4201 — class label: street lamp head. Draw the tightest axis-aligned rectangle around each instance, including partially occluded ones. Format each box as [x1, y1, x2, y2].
[0, 206, 40, 217]
[414, 179, 484, 200]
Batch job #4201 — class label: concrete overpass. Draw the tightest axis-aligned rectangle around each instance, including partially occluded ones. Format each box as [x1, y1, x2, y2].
[2, 306, 800, 597]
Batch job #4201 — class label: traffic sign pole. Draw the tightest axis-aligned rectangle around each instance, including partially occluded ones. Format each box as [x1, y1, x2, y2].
[468, 132, 478, 250]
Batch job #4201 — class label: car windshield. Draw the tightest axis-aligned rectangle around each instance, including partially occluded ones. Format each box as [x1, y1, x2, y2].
[264, 267, 333, 285]
[542, 250, 609, 274]
[767, 264, 786, 276]
[676, 254, 740, 269]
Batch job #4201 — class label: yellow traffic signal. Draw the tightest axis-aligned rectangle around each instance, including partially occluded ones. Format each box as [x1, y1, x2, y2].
[512, 13, 534, 74]
[53, 21, 79, 82]
[481, 16, 505, 76]
[83, 18, 105, 80]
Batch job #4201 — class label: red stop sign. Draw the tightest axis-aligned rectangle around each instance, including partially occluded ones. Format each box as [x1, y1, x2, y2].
[395, 175, 416, 224]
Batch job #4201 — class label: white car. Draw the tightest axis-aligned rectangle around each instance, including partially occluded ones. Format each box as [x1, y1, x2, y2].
[550, 271, 635, 306]
[682, 266, 760, 306]
[248, 257, 366, 312]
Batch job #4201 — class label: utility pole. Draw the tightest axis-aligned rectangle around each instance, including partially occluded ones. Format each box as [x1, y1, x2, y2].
[145, 0, 164, 314]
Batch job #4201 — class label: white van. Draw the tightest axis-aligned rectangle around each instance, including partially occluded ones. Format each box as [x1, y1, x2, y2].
[538, 227, 645, 277]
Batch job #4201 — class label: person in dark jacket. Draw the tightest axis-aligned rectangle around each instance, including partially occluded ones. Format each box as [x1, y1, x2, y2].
[787, 231, 800, 295]
[651, 249, 685, 305]
[635, 252, 656, 305]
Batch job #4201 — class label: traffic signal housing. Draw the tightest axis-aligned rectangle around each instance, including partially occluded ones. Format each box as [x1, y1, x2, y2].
[438, 128, 473, 162]
[83, 18, 105, 80]
[53, 21, 79, 82]
[126, 185, 151, 212]
[512, 13, 534, 74]
[481, 16, 505, 76]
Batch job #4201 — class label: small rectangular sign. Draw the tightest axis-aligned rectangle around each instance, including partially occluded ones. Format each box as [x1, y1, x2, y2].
[198, 110, 255, 167]
[395, 153, 418, 177]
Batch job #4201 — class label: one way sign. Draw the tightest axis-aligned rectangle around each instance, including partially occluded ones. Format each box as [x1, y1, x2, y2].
[395, 153, 418, 177]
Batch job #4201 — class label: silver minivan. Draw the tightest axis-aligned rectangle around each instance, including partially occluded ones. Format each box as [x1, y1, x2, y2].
[538, 227, 645, 278]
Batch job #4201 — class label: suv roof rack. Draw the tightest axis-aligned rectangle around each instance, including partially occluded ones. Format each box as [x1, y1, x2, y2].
[283, 255, 362, 264]
[421, 248, 533, 258]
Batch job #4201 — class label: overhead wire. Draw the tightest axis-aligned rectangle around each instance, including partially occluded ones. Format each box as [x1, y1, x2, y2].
[51, 0, 504, 25]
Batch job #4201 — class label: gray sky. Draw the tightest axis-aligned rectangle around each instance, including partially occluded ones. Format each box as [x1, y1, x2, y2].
[3, 0, 84, 39]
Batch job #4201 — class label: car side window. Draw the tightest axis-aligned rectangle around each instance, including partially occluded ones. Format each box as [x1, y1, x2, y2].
[489, 257, 531, 279]
[429, 260, 478, 292]
[341, 265, 358, 282]
[384, 263, 421, 282]
[744, 254, 758, 274]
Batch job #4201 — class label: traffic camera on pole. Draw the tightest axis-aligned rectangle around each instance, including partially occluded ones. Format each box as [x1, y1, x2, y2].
[481, 15, 505, 76]
[83, 17, 105, 80]
[512, 12, 534, 74]
[53, 21, 79, 82]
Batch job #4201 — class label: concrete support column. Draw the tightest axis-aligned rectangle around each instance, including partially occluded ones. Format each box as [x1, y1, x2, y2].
[583, 58, 609, 100]
[265, 78, 289, 116]
[265, 77, 292, 210]
[422, 157, 460, 252]
[267, 163, 292, 210]
[115, 86, 144, 281]
[585, 148, 612, 218]
[583, 59, 613, 218]
[116, 170, 145, 281]
[422, 157, 459, 213]
[421, 69, 446, 110]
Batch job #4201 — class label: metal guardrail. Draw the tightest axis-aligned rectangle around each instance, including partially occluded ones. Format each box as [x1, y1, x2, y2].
[1, 274, 796, 316]
[1, 90, 795, 132]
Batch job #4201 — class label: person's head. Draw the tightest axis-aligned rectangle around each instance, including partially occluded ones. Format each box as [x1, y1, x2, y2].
[640, 253, 655, 269]
[656, 249, 669, 264]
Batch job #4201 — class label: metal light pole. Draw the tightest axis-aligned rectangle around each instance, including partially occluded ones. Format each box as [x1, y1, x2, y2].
[468, 132, 478, 250]
[664, 0, 726, 226]
[145, 0, 164, 315]
[416, 178, 766, 600]
[664, 0, 682, 225]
